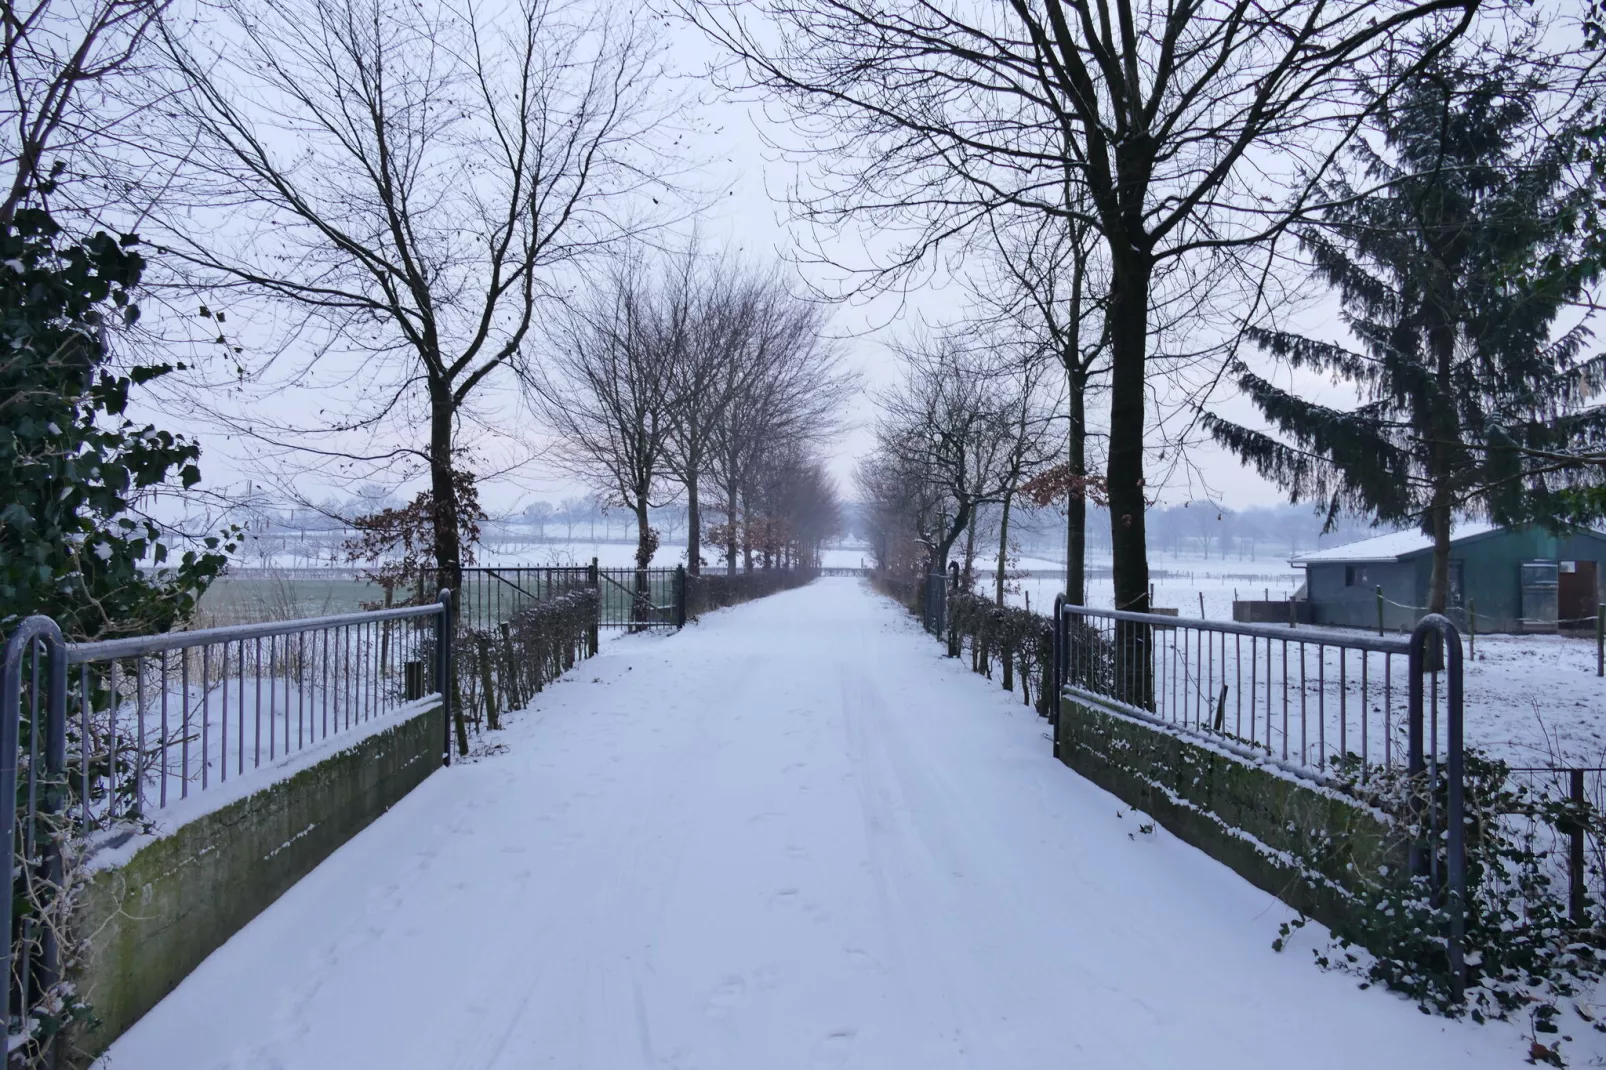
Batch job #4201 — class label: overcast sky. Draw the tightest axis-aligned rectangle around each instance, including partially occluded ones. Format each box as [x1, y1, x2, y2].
[139, 7, 1443, 521]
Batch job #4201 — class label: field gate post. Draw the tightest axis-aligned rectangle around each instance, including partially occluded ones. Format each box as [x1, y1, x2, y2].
[674, 565, 687, 629]
[587, 558, 600, 656]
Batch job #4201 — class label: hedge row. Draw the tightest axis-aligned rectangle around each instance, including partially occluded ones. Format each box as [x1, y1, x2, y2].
[945, 591, 1056, 716]
[686, 567, 817, 617]
[455, 588, 599, 748]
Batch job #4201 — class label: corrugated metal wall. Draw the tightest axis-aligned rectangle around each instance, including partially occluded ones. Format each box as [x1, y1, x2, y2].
[1303, 528, 1606, 634]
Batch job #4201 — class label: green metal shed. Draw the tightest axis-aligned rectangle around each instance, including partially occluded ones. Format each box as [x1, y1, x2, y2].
[1292, 523, 1606, 633]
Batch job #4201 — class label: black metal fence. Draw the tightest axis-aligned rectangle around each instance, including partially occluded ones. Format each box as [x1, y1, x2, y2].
[0, 595, 453, 1058]
[422, 564, 681, 633]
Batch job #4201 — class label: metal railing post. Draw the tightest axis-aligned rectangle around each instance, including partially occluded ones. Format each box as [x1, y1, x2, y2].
[1052, 595, 1065, 743]
[37, 632, 68, 1012]
[0, 615, 66, 1056]
[1408, 614, 1466, 1003]
[437, 589, 456, 764]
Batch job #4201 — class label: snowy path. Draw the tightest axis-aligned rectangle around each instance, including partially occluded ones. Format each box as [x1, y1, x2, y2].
[99, 578, 1536, 1069]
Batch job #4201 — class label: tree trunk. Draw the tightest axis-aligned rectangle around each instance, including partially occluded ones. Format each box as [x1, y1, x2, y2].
[996, 493, 1013, 606]
[1425, 318, 1458, 616]
[725, 467, 739, 576]
[936, 501, 971, 579]
[962, 519, 976, 591]
[1106, 251, 1154, 707]
[634, 493, 652, 633]
[1065, 368, 1087, 605]
[1064, 226, 1088, 607]
[427, 382, 462, 595]
[741, 488, 754, 572]
[686, 472, 702, 577]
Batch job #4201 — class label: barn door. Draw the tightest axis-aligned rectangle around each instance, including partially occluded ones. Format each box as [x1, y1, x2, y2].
[1559, 560, 1598, 630]
[1521, 561, 1560, 633]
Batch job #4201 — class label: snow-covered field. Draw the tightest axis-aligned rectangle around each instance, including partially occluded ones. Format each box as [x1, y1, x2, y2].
[100, 578, 1559, 1069]
[997, 549, 1303, 618]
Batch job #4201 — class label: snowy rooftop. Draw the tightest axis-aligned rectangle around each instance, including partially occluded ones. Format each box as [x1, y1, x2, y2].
[1290, 521, 1500, 566]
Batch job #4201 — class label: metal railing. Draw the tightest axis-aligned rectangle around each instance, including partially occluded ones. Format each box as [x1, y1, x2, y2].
[1053, 605, 1430, 783]
[1052, 602, 1467, 997]
[0, 594, 453, 1056]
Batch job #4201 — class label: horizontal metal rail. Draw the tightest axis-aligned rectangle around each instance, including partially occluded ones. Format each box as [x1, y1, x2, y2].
[69, 602, 444, 662]
[1063, 603, 1412, 655]
[0, 593, 455, 1057]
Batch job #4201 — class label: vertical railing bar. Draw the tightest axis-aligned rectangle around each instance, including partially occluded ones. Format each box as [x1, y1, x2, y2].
[159, 649, 169, 809]
[79, 661, 91, 829]
[1317, 644, 1326, 770]
[1250, 637, 1258, 747]
[201, 646, 211, 792]
[180, 646, 191, 799]
[1299, 641, 1308, 766]
[1361, 652, 1370, 781]
[220, 642, 229, 785]
[268, 633, 277, 762]
[1280, 639, 1288, 761]
[1235, 633, 1242, 738]
[109, 659, 120, 819]
[136, 656, 146, 815]
[1339, 648, 1348, 765]
[1385, 654, 1393, 768]
[254, 636, 263, 770]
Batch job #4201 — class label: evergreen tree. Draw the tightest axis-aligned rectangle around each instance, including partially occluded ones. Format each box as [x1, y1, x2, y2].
[1205, 42, 1605, 614]
[0, 203, 232, 640]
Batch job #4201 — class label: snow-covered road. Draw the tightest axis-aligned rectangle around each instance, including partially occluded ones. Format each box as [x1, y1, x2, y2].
[99, 578, 1535, 1069]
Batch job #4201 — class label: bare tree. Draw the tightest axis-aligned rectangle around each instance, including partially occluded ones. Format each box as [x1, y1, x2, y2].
[0, 0, 167, 226]
[874, 333, 1026, 580]
[683, 0, 1478, 702]
[706, 290, 851, 574]
[975, 208, 1109, 602]
[525, 251, 681, 583]
[748, 445, 842, 567]
[986, 356, 1058, 605]
[150, 0, 681, 592]
[659, 244, 775, 575]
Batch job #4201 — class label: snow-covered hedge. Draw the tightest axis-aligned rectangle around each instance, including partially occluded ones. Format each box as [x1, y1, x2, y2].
[944, 592, 1055, 715]
[457, 588, 598, 740]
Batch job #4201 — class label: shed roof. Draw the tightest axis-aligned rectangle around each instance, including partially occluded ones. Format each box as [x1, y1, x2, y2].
[1290, 521, 1502, 565]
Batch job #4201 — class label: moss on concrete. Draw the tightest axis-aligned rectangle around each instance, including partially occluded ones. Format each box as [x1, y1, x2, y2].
[1056, 694, 1408, 939]
[68, 702, 445, 1064]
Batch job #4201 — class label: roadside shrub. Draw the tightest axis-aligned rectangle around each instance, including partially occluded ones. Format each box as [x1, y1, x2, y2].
[457, 588, 598, 738]
[946, 591, 1054, 714]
